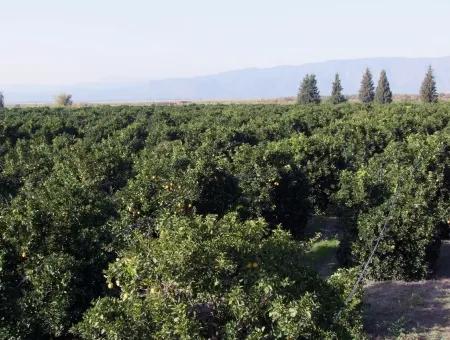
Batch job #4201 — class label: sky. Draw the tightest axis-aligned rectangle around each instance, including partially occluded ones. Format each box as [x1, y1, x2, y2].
[1, 0, 450, 85]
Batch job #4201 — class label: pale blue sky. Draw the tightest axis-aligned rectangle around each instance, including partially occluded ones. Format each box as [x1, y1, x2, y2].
[1, 0, 450, 85]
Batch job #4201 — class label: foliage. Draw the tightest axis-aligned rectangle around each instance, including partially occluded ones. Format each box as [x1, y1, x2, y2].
[0, 103, 448, 337]
[336, 132, 449, 280]
[230, 143, 311, 237]
[358, 68, 375, 103]
[0, 160, 117, 337]
[375, 70, 393, 104]
[73, 213, 363, 339]
[297, 74, 321, 104]
[420, 66, 438, 103]
[330, 73, 347, 104]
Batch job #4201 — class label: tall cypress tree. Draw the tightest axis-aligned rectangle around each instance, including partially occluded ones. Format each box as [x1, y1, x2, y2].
[358, 68, 375, 103]
[375, 70, 393, 104]
[297, 74, 321, 104]
[329, 73, 346, 104]
[0, 92, 4, 109]
[420, 66, 438, 103]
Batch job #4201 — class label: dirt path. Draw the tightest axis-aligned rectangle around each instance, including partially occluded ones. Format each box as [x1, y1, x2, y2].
[303, 218, 450, 338]
[363, 241, 450, 339]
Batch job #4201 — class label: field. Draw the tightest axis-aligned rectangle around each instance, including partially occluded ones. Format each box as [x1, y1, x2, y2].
[7, 93, 450, 108]
[0, 103, 449, 339]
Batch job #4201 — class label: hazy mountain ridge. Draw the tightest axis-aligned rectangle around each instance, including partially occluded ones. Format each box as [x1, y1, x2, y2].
[3, 57, 450, 104]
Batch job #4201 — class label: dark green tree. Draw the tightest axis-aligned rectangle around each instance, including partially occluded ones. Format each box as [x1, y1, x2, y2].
[329, 73, 347, 104]
[420, 66, 438, 103]
[0, 92, 4, 108]
[358, 68, 375, 103]
[74, 213, 363, 339]
[297, 74, 321, 104]
[375, 70, 393, 104]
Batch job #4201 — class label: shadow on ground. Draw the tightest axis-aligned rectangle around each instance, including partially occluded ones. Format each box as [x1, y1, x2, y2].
[364, 241, 450, 339]
[364, 280, 450, 338]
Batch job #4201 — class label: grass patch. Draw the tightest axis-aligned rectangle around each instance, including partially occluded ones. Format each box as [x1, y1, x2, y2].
[304, 239, 340, 277]
[306, 239, 340, 265]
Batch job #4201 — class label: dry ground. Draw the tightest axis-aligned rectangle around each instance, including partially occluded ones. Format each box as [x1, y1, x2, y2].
[302, 217, 450, 338]
[364, 241, 450, 339]
[9, 93, 450, 108]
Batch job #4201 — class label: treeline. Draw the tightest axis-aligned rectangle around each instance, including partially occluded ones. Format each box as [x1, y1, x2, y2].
[298, 66, 439, 104]
[0, 67, 442, 108]
[0, 103, 448, 339]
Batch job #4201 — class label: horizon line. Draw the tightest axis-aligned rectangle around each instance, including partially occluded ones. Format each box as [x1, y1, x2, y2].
[1, 55, 450, 88]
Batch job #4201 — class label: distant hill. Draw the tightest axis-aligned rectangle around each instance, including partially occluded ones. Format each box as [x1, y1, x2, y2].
[4, 57, 450, 104]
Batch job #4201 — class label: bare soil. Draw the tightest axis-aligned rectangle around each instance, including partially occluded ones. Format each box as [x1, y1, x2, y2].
[364, 241, 450, 339]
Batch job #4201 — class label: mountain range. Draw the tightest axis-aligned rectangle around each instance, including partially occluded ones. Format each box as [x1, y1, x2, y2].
[3, 57, 450, 104]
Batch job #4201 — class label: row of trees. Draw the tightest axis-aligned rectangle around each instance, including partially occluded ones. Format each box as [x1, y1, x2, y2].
[298, 66, 439, 104]
[1, 103, 448, 338]
[0, 67, 440, 107]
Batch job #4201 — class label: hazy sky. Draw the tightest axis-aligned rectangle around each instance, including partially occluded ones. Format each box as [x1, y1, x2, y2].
[1, 0, 450, 85]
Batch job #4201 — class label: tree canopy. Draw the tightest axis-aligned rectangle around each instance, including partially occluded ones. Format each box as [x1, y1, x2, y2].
[330, 73, 347, 104]
[420, 66, 438, 103]
[375, 70, 393, 104]
[297, 74, 321, 104]
[358, 68, 375, 103]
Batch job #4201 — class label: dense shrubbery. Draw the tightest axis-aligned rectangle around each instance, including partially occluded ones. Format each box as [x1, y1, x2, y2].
[74, 214, 362, 339]
[0, 103, 448, 338]
[336, 131, 449, 279]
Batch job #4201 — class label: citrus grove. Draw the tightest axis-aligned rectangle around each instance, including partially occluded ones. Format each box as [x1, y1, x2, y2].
[0, 103, 448, 339]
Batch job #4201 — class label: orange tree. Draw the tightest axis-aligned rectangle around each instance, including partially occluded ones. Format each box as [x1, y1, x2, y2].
[335, 131, 449, 280]
[74, 213, 363, 339]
